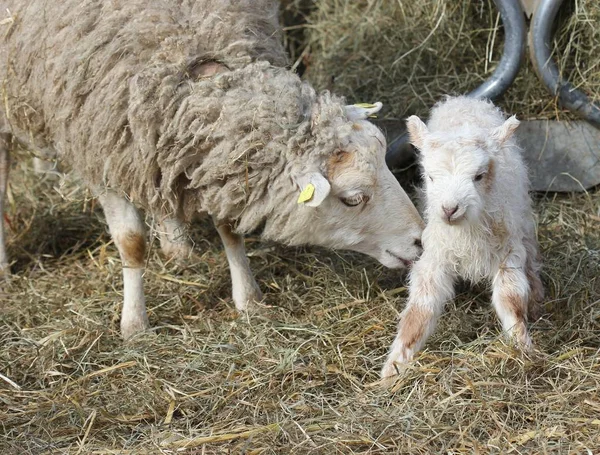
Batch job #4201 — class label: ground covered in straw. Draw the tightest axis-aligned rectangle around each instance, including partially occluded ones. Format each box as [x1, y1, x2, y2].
[2, 1, 600, 453]
[1, 155, 599, 454]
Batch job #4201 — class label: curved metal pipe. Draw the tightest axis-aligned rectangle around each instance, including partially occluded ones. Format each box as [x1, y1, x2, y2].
[468, 0, 526, 99]
[386, 0, 526, 168]
[529, 0, 600, 128]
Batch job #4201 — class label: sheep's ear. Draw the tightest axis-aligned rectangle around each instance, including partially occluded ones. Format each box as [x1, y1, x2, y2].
[295, 172, 331, 207]
[406, 115, 429, 151]
[491, 115, 520, 146]
[344, 102, 383, 121]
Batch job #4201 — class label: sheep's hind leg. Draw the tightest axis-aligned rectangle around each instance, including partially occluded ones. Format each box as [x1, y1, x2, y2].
[381, 260, 455, 378]
[0, 133, 11, 277]
[98, 190, 149, 339]
[214, 220, 262, 312]
[492, 253, 533, 349]
[158, 217, 193, 261]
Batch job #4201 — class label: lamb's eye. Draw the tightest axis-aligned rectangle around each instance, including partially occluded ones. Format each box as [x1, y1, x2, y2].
[428, 175, 433, 182]
[474, 173, 486, 182]
[340, 193, 368, 207]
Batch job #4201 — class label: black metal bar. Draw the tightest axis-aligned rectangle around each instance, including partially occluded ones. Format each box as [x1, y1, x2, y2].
[385, 0, 526, 169]
[529, 0, 600, 128]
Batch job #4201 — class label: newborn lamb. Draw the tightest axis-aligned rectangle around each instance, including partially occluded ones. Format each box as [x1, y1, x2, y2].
[381, 96, 544, 378]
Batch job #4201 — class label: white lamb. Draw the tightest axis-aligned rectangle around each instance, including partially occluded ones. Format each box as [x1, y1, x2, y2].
[381, 96, 544, 378]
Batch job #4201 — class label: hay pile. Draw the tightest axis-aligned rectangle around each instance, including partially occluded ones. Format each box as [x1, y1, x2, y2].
[1, 2, 600, 453]
[296, 0, 600, 121]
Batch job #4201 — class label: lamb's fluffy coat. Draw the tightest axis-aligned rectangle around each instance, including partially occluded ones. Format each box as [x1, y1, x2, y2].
[381, 97, 544, 378]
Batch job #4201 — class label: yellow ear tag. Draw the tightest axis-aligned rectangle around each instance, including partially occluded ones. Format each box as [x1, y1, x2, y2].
[297, 183, 315, 204]
[353, 103, 378, 108]
[353, 103, 379, 118]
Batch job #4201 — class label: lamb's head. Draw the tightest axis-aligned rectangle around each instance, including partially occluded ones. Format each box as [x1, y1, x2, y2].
[289, 102, 424, 269]
[406, 114, 520, 225]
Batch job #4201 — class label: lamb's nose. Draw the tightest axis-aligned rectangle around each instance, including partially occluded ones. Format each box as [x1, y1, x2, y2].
[442, 205, 459, 219]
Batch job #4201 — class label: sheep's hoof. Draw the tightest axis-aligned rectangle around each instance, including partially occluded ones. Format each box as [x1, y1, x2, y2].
[234, 287, 264, 314]
[121, 316, 150, 340]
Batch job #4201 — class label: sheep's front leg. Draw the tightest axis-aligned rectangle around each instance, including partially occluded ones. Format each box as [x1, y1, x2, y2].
[0, 134, 10, 276]
[97, 190, 149, 339]
[381, 259, 455, 378]
[492, 255, 532, 349]
[159, 217, 193, 261]
[214, 220, 262, 312]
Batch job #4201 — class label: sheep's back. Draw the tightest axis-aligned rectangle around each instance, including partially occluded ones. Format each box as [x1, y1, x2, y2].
[0, 0, 287, 201]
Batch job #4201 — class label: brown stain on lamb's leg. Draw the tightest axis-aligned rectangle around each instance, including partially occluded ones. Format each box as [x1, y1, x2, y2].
[119, 231, 147, 268]
[505, 292, 525, 322]
[398, 304, 433, 351]
[499, 290, 531, 346]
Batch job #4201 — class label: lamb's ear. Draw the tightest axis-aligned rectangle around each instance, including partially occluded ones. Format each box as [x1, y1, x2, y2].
[344, 102, 383, 121]
[491, 115, 520, 146]
[406, 115, 429, 151]
[295, 172, 331, 207]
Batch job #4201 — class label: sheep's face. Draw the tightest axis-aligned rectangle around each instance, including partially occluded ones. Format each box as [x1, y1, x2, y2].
[406, 114, 520, 226]
[421, 139, 493, 225]
[294, 110, 424, 269]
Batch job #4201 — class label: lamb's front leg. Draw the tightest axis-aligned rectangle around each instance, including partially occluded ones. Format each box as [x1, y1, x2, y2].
[97, 190, 149, 339]
[381, 259, 455, 378]
[214, 220, 262, 312]
[492, 252, 533, 349]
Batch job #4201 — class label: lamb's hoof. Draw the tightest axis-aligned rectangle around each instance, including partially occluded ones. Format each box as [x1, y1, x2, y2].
[380, 358, 409, 380]
[121, 316, 150, 340]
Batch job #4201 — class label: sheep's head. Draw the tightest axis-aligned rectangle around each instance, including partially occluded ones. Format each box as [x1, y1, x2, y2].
[407, 114, 520, 225]
[290, 102, 424, 269]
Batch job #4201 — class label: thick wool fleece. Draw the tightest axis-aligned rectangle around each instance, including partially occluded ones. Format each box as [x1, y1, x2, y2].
[0, 0, 354, 243]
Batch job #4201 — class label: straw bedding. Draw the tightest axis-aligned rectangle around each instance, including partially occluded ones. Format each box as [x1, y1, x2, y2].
[1, 1, 599, 453]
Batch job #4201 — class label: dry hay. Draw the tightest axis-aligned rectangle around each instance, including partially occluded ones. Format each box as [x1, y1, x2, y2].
[297, 0, 600, 121]
[1, 2, 600, 453]
[1, 152, 599, 453]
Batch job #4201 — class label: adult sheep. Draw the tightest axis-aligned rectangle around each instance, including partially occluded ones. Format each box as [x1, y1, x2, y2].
[0, 0, 424, 339]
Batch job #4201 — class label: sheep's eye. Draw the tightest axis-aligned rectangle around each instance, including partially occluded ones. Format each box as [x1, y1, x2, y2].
[341, 194, 367, 207]
[474, 173, 486, 182]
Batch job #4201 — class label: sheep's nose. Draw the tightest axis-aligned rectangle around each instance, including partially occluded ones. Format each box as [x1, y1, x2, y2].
[442, 204, 459, 220]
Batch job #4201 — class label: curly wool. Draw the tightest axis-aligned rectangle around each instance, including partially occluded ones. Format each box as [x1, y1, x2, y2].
[0, 0, 351, 241]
